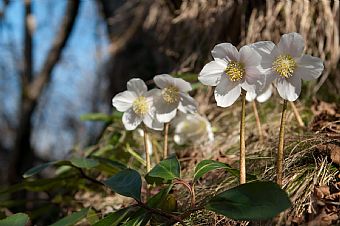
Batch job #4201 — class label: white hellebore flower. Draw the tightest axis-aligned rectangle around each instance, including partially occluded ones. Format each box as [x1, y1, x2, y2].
[198, 43, 264, 107]
[112, 78, 163, 131]
[251, 32, 324, 101]
[172, 113, 214, 145]
[153, 74, 197, 123]
[246, 84, 273, 103]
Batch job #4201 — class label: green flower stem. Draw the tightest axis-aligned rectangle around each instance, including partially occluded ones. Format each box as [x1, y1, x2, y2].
[163, 122, 170, 159]
[143, 126, 151, 173]
[252, 101, 263, 143]
[277, 99, 288, 187]
[240, 89, 246, 184]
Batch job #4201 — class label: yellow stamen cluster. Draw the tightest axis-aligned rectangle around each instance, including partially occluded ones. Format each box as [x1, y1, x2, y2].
[162, 85, 180, 104]
[272, 55, 296, 78]
[132, 96, 149, 116]
[225, 61, 245, 82]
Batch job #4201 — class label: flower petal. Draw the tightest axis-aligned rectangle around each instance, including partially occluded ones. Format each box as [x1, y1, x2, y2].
[214, 76, 241, 107]
[277, 32, 305, 57]
[122, 108, 143, 130]
[245, 90, 257, 102]
[173, 77, 192, 92]
[127, 78, 148, 95]
[143, 110, 164, 131]
[211, 43, 239, 62]
[112, 90, 136, 112]
[154, 95, 178, 123]
[198, 61, 225, 86]
[275, 76, 301, 101]
[178, 93, 197, 113]
[256, 85, 273, 102]
[153, 74, 173, 89]
[250, 41, 276, 69]
[239, 45, 261, 66]
[295, 55, 324, 81]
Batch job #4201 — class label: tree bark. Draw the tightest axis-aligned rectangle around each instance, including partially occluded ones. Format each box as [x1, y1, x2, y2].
[8, 0, 80, 185]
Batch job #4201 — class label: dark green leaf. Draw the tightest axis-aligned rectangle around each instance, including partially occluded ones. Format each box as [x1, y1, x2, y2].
[23, 162, 56, 178]
[93, 207, 136, 226]
[49, 208, 89, 226]
[205, 181, 291, 220]
[23, 160, 71, 178]
[124, 212, 150, 226]
[194, 160, 257, 182]
[104, 169, 142, 201]
[0, 213, 30, 226]
[146, 156, 180, 184]
[70, 158, 99, 169]
[147, 185, 173, 208]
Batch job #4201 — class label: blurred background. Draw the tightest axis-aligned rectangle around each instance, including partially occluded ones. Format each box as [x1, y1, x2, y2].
[0, 0, 339, 187]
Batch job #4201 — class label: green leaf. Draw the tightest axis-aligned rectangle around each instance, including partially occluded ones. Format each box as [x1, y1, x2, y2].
[194, 160, 257, 182]
[70, 158, 99, 169]
[93, 207, 135, 226]
[104, 169, 142, 201]
[22, 160, 71, 178]
[146, 156, 180, 184]
[205, 181, 291, 220]
[124, 212, 150, 226]
[86, 208, 99, 225]
[80, 113, 112, 122]
[49, 208, 89, 226]
[23, 162, 56, 178]
[147, 185, 173, 208]
[0, 213, 30, 226]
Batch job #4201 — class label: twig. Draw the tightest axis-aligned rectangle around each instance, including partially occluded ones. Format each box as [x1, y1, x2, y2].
[76, 167, 104, 186]
[173, 179, 195, 208]
[252, 101, 263, 142]
[290, 101, 305, 128]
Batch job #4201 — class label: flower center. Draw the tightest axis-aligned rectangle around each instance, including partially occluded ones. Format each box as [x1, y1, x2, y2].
[272, 55, 296, 78]
[162, 85, 180, 104]
[132, 96, 149, 116]
[225, 61, 245, 82]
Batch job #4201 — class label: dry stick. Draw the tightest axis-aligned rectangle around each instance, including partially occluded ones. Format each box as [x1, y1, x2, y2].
[143, 127, 151, 173]
[252, 101, 264, 143]
[163, 122, 170, 159]
[240, 90, 247, 184]
[290, 101, 305, 128]
[277, 100, 288, 187]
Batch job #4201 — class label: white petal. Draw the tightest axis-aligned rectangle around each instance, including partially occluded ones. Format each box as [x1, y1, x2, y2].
[112, 90, 136, 112]
[246, 90, 257, 102]
[239, 45, 261, 66]
[211, 43, 239, 62]
[251, 41, 277, 69]
[127, 78, 147, 95]
[198, 61, 225, 86]
[275, 76, 301, 101]
[153, 74, 173, 89]
[154, 96, 178, 123]
[278, 32, 305, 57]
[122, 108, 143, 130]
[256, 85, 273, 102]
[214, 76, 241, 107]
[295, 55, 324, 81]
[143, 110, 164, 131]
[244, 66, 265, 88]
[156, 108, 177, 123]
[178, 93, 197, 113]
[173, 77, 192, 92]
